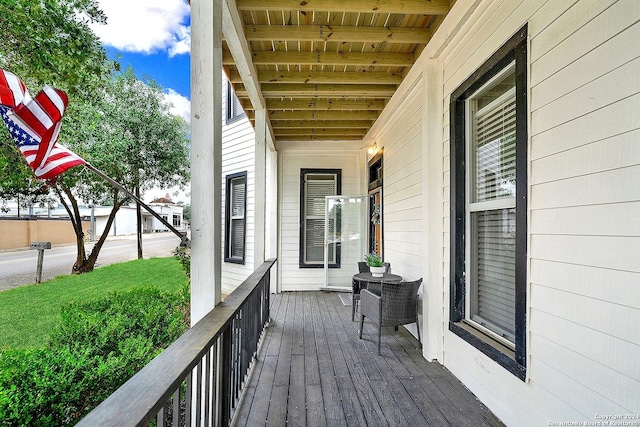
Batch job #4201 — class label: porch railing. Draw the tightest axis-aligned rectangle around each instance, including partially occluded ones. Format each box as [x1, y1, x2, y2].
[76, 259, 276, 427]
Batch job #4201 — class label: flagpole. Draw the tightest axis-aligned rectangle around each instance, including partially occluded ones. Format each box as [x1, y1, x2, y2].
[83, 162, 190, 247]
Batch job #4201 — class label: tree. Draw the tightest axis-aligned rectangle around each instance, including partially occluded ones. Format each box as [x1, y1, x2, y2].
[54, 68, 190, 273]
[0, 0, 109, 98]
[179, 202, 191, 223]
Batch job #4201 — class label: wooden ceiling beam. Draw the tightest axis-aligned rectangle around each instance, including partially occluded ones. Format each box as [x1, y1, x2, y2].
[227, 69, 403, 85]
[275, 128, 366, 136]
[275, 135, 364, 141]
[221, 0, 263, 111]
[245, 25, 431, 43]
[236, 83, 397, 97]
[236, 0, 450, 15]
[246, 51, 415, 67]
[247, 110, 379, 121]
[263, 98, 386, 111]
[270, 119, 374, 129]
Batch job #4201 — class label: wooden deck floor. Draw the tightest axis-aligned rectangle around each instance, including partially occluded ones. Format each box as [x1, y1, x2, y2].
[232, 291, 504, 427]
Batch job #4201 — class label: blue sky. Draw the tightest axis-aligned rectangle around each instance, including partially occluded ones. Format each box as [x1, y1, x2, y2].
[90, 0, 192, 123]
[106, 46, 190, 99]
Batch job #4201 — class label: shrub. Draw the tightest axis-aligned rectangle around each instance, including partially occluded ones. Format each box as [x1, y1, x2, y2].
[172, 246, 191, 277]
[0, 285, 190, 426]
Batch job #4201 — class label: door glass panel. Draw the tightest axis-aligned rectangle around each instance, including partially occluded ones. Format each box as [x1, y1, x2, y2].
[324, 196, 367, 289]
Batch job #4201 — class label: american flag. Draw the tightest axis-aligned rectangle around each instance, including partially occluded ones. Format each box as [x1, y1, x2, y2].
[0, 69, 85, 180]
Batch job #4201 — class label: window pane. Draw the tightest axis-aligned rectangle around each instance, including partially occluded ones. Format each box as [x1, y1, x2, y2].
[306, 175, 336, 216]
[227, 82, 245, 120]
[472, 208, 516, 342]
[231, 177, 245, 217]
[305, 218, 325, 262]
[472, 68, 516, 202]
[231, 218, 245, 258]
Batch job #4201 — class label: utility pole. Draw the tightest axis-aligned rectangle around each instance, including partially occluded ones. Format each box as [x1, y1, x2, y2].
[136, 186, 143, 259]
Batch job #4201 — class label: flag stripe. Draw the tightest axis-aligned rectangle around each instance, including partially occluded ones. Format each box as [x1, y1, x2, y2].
[28, 94, 56, 128]
[0, 70, 27, 107]
[45, 86, 68, 113]
[34, 121, 62, 169]
[11, 103, 48, 136]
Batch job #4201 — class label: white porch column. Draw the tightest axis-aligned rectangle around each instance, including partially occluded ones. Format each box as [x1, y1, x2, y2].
[190, 0, 223, 325]
[421, 57, 444, 361]
[253, 109, 267, 269]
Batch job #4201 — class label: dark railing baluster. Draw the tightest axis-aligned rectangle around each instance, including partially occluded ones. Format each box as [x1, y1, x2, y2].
[221, 324, 232, 426]
[76, 259, 276, 427]
[195, 359, 202, 426]
[172, 388, 180, 426]
[204, 346, 211, 426]
[186, 371, 192, 425]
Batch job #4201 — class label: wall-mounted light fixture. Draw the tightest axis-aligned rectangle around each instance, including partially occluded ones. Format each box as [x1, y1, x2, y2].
[368, 142, 378, 155]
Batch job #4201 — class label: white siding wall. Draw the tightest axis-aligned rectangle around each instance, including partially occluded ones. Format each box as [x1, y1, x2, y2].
[372, 82, 425, 282]
[438, 0, 640, 425]
[361, 0, 640, 424]
[221, 78, 256, 295]
[278, 148, 361, 291]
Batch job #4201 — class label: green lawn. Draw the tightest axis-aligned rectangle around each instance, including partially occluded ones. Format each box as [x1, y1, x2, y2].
[0, 257, 189, 350]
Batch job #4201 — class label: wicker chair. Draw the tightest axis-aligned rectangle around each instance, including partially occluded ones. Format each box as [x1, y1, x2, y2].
[351, 261, 390, 321]
[358, 278, 422, 355]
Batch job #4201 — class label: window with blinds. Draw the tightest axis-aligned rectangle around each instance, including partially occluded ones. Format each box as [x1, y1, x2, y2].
[450, 26, 527, 378]
[467, 64, 517, 346]
[225, 172, 246, 263]
[300, 170, 340, 267]
[226, 81, 245, 123]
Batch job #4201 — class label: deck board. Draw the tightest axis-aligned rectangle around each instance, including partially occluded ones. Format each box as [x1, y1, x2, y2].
[232, 291, 505, 427]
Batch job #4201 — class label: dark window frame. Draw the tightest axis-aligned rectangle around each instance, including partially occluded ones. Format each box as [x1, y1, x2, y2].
[224, 171, 247, 264]
[226, 81, 245, 124]
[449, 25, 528, 380]
[299, 168, 342, 269]
[368, 152, 384, 257]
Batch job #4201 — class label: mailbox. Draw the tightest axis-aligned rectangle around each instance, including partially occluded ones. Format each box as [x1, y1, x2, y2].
[30, 241, 52, 250]
[30, 242, 52, 283]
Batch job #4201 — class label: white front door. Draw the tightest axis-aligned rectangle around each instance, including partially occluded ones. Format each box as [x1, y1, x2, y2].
[323, 196, 367, 290]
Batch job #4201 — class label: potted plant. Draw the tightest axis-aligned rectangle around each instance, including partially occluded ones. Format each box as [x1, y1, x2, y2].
[365, 252, 385, 277]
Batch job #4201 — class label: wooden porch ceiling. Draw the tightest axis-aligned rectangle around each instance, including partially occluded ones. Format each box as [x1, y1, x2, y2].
[222, 0, 451, 143]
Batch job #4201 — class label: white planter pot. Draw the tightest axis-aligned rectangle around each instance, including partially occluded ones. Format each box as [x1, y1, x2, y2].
[370, 266, 385, 277]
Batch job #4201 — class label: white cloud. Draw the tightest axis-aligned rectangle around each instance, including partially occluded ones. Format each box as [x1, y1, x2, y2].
[164, 89, 191, 124]
[91, 0, 190, 56]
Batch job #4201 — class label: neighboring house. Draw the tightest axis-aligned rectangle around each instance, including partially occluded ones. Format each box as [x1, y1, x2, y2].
[147, 196, 185, 233]
[196, 0, 640, 425]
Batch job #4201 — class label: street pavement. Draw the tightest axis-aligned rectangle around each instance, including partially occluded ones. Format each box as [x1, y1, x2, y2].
[0, 232, 184, 292]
